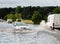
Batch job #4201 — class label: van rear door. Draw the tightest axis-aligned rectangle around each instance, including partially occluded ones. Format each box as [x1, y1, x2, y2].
[54, 14, 60, 28]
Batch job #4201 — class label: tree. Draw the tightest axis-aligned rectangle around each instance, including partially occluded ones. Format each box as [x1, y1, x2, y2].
[4, 13, 16, 21]
[15, 6, 22, 13]
[32, 11, 42, 24]
[15, 6, 22, 20]
[21, 6, 31, 19]
[15, 13, 21, 19]
[53, 7, 60, 13]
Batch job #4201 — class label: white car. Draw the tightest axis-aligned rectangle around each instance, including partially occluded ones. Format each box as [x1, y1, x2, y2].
[14, 22, 30, 30]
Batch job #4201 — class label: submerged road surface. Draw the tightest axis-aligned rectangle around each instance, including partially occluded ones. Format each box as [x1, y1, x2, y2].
[0, 22, 60, 44]
[0, 30, 60, 44]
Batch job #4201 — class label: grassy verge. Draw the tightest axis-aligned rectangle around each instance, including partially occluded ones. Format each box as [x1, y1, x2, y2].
[21, 19, 33, 24]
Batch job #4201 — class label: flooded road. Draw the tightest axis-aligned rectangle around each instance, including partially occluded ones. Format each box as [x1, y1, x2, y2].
[0, 22, 60, 44]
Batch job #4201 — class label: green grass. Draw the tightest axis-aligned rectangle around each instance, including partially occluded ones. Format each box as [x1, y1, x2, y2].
[21, 19, 33, 24]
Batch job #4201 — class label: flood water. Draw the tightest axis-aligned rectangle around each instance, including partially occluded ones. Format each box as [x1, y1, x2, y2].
[0, 22, 60, 44]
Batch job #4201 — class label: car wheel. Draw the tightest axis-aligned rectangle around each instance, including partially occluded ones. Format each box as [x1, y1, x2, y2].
[52, 27, 54, 30]
[50, 26, 54, 30]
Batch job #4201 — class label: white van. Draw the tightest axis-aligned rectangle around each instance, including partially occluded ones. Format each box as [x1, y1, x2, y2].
[7, 19, 12, 23]
[47, 14, 60, 30]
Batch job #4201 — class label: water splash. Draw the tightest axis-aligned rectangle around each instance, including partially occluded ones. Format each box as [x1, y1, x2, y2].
[36, 15, 54, 31]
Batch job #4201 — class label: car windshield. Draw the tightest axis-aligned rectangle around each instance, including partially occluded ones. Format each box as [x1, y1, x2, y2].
[15, 22, 28, 26]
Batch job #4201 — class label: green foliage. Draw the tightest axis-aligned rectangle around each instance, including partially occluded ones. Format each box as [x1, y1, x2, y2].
[4, 13, 22, 21]
[12, 15, 16, 21]
[15, 13, 21, 19]
[32, 11, 42, 24]
[7, 14, 13, 19]
[4, 15, 7, 20]
[21, 6, 32, 19]
[0, 6, 57, 22]
[53, 7, 60, 13]
[43, 15, 47, 22]
[15, 6, 22, 21]
[15, 6, 21, 13]
[4, 14, 13, 20]
[6, 14, 16, 21]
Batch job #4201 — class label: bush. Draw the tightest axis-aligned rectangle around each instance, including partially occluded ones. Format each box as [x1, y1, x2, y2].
[4, 13, 22, 22]
[53, 7, 60, 13]
[15, 13, 21, 19]
[32, 11, 42, 24]
[7, 14, 16, 21]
